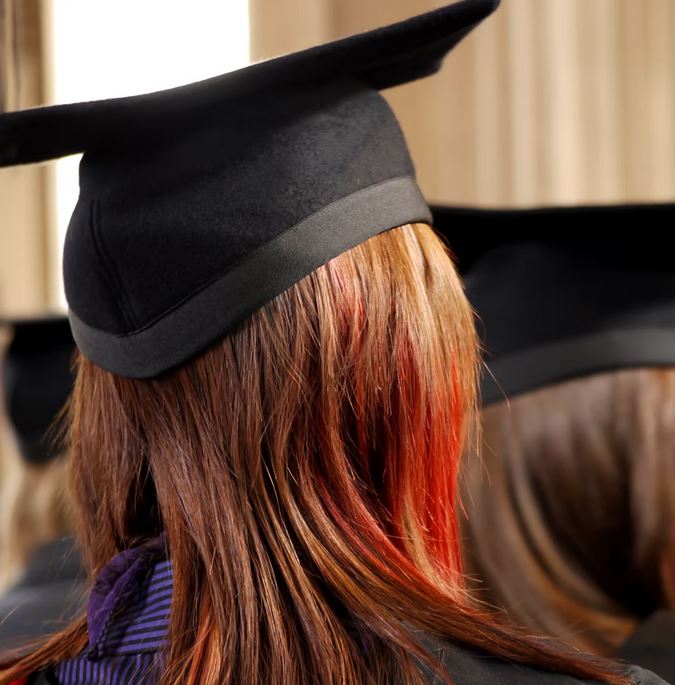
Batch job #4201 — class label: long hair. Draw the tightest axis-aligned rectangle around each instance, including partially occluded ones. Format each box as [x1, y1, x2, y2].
[462, 368, 675, 656]
[1, 224, 628, 684]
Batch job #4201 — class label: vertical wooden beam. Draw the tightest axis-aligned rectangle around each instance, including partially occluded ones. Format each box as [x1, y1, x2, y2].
[578, 0, 622, 203]
[644, 0, 675, 200]
[504, 0, 539, 205]
[0, 0, 50, 314]
[472, 2, 512, 205]
[616, 0, 658, 201]
[249, 0, 333, 61]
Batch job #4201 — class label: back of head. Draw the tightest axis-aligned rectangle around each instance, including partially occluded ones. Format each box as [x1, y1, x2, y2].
[65, 223, 483, 684]
[462, 368, 675, 655]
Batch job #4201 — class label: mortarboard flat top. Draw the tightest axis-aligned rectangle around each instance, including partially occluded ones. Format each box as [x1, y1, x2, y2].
[0, 0, 499, 378]
[432, 203, 675, 405]
[1, 316, 75, 464]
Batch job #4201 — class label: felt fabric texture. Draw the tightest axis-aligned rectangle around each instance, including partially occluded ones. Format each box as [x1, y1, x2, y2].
[431, 203, 675, 404]
[68, 178, 429, 379]
[0, 0, 500, 378]
[1, 317, 75, 464]
[63, 82, 417, 336]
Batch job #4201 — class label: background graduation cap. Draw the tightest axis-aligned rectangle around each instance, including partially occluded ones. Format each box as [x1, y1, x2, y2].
[1, 316, 75, 464]
[432, 203, 675, 405]
[0, 0, 499, 379]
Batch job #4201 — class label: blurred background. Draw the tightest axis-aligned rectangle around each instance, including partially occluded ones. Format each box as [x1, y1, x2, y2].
[2, 0, 675, 316]
[0, 0, 674, 583]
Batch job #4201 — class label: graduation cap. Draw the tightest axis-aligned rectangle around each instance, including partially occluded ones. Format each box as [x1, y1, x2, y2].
[432, 203, 675, 405]
[0, 0, 499, 379]
[1, 317, 75, 464]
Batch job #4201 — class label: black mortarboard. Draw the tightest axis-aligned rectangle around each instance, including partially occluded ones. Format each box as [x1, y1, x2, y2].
[1, 317, 75, 464]
[0, 0, 499, 379]
[432, 203, 675, 405]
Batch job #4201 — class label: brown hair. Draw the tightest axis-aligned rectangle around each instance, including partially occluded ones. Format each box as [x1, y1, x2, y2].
[462, 368, 675, 656]
[1, 225, 628, 684]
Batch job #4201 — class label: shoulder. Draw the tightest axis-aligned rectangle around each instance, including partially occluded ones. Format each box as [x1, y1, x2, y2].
[424, 639, 588, 684]
[625, 665, 672, 685]
[618, 612, 675, 684]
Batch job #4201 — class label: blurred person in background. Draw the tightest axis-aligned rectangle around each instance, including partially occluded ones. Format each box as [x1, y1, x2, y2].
[0, 317, 83, 654]
[433, 204, 675, 683]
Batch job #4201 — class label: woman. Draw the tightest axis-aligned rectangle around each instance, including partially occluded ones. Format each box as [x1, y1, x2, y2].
[0, 5, 665, 684]
[432, 205, 675, 682]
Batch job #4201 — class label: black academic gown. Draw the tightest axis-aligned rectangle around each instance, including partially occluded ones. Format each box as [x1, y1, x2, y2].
[618, 612, 675, 684]
[0, 536, 85, 655]
[419, 636, 669, 685]
[15, 537, 670, 685]
[26, 640, 669, 685]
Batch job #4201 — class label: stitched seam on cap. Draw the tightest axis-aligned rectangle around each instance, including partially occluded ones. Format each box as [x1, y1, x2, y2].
[96, 196, 141, 328]
[89, 196, 137, 331]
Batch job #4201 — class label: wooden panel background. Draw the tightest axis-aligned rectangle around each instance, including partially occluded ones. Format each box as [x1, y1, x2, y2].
[0, 0, 53, 315]
[251, 0, 675, 207]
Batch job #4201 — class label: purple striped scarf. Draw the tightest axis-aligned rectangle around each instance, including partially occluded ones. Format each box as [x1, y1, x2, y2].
[49, 537, 170, 684]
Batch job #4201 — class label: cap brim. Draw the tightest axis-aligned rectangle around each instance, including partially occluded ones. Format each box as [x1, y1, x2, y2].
[0, 0, 499, 166]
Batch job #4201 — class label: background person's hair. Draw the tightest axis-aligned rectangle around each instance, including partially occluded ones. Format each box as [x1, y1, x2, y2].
[0, 448, 71, 593]
[461, 368, 675, 657]
[1, 224, 628, 685]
